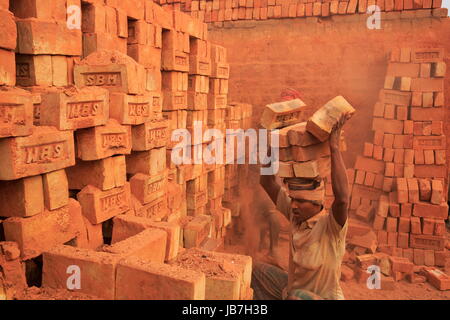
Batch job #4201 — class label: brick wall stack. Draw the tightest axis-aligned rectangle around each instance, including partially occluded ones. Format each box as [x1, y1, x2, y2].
[0, 0, 254, 300]
[153, 0, 448, 23]
[345, 47, 449, 288]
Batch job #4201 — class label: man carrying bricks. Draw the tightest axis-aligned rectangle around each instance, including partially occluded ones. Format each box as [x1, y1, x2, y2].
[255, 114, 351, 300]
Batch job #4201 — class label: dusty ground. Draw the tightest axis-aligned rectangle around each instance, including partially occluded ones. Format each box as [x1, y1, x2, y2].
[222, 229, 450, 300]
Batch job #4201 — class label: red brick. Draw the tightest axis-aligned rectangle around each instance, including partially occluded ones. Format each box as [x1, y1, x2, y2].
[406, 178, 419, 203]
[422, 218, 435, 235]
[355, 156, 385, 174]
[431, 121, 443, 136]
[413, 202, 448, 219]
[389, 256, 414, 273]
[112, 215, 180, 262]
[403, 120, 413, 134]
[423, 268, 450, 290]
[379, 90, 411, 106]
[398, 217, 410, 233]
[74, 52, 146, 94]
[131, 118, 168, 151]
[76, 119, 131, 161]
[0, 49, 16, 86]
[418, 178, 431, 201]
[387, 232, 398, 247]
[17, 19, 81, 55]
[414, 150, 425, 164]
[116, 257, 205, 299]
[0, 9, 17, 50]
[372, 118, 404, 135]
[126, 147, 166, 176]
[394, 163, 404, 177]
[413, 135, 446, 151]
[410, 216, 421, 234]
[0, 175, 44, 218]
[384, 148, 394, 162]
[410, 234, 445, 251]
[43, 245, 121, 299]
[410, 107, 444, 121]
[4, 199, 83, 259]
[414, 164, 446, 178]
[393, 149, 404, 164]
[77, 183, 131, 225]
[395, 178, 408, 203]
[135, 195, 168, 221]
[130, 173, 167, 205]
[385, 162, 395, 177]
[387, 62, 420, 77]
[373, 145, 383, 160]
[434, 220, 446, 236]
[411, 48, 444, 63]
[430, 179, 443, 204]
[434, 150, 446, 165]
[0, 88, 33, 138]
[67, 156, 126, 191]
[42, 169, 69, 211]
[104, 228, 167, 263]
[0, 127, 75, 180]
[434, 251, 449, 267]
[306, 96, 355, 142]
[413, 248, 425, 265]
[404, 149, 414, 164]
[40, 87, 109, 130]
[400, 203, 412, 217]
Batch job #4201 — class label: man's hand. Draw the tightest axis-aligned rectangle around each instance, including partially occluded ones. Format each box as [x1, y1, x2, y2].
[329, 113, 352, 151]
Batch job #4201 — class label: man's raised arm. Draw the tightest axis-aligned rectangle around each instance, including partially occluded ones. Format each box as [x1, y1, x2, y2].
[330, 115, 351, 227]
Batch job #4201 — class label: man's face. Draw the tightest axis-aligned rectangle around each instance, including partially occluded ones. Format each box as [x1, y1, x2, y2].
[291, 199, 323, 222]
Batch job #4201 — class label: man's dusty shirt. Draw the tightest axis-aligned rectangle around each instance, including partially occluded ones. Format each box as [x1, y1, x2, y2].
[276, 188, 348, 300]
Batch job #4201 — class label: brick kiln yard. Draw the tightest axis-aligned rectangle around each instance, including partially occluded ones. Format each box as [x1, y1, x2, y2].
[0, 0, 449, 301]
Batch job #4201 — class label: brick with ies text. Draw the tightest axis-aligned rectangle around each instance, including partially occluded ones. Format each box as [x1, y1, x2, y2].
[0, 126, 75, 180]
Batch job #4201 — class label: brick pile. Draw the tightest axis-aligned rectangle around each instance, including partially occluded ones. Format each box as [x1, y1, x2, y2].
[152, 0, 448, 23]
[0, 0, 254, 300]
[344, 47, 449, 290]
[261, 97, 350, 212]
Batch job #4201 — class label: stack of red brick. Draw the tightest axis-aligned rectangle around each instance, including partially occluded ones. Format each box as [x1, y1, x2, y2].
[0, 0, 255, 300]
[153, 0, 448, 23]
[345, 47, 449, 290]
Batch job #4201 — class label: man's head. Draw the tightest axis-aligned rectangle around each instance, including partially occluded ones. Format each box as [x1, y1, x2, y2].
[283, 177, 325, 222]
